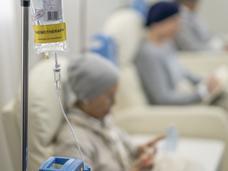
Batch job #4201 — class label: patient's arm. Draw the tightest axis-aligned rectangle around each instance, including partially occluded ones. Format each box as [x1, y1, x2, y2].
[136, 50, 203, 105]
[182, 68, 202, 85]
[117, 128, 139, 158]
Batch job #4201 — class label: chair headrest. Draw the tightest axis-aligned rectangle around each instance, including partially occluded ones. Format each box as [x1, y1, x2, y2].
[103, 9, 145, 67]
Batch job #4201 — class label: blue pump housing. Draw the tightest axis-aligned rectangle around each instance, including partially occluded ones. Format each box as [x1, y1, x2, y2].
[39, 156, 91, 171]
[90, 34, 117, 65]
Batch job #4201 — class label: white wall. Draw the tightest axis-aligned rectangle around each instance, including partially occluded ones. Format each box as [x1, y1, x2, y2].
[0, 0, 21, 110]
[199, 0, 228, 35]
[63, 0, 128, 56]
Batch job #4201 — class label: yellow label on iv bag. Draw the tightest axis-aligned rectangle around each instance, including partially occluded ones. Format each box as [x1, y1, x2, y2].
[33, 22, 67, 44]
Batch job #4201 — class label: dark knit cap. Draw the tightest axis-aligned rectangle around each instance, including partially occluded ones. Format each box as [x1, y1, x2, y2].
[145, 1, 180, 27]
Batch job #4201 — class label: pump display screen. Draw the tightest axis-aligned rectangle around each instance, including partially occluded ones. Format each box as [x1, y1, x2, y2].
[49, 158, 68, 169]
[51, 163, 64, 169]
[50, 162, 83, 170]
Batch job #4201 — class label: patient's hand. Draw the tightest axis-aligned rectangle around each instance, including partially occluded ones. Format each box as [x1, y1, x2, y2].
[223, 44, 228, 52]
[137, 134, 165, 157]
[206, 75, 223, 95]
[130, 135, 165, 171]
[130, 148, 156, 171]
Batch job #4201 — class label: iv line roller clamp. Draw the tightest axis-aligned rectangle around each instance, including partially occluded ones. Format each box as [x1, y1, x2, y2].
[21, 0, 30, 171]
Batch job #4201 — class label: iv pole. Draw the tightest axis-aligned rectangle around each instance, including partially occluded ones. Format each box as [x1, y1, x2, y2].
[21, 0, 30, 171]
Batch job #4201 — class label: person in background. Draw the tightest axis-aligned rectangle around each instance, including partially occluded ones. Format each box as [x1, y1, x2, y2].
[135, 1, 224, 106]
[55, 53, 164, 171]
[175, 0, 228, 52]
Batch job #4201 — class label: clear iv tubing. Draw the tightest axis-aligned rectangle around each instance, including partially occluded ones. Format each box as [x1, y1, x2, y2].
[53, 52, 85, 161]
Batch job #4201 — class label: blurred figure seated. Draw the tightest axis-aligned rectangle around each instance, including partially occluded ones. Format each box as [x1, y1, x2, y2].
[135, 2, 228, 109]
[55, 54, 163, 171]
[175, 0, 228, 52]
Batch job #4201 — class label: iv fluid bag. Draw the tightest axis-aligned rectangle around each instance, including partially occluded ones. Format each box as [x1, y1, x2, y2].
[32, 0, 67, 53]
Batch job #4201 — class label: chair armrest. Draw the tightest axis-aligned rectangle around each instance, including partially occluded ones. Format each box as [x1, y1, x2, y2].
[113, 105, 228, 140]
[179, 52, 228, 76]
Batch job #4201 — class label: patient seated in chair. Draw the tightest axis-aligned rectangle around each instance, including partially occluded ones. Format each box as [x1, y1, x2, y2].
[135, 1, 228, 110]
[55, 53, 203, 171]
